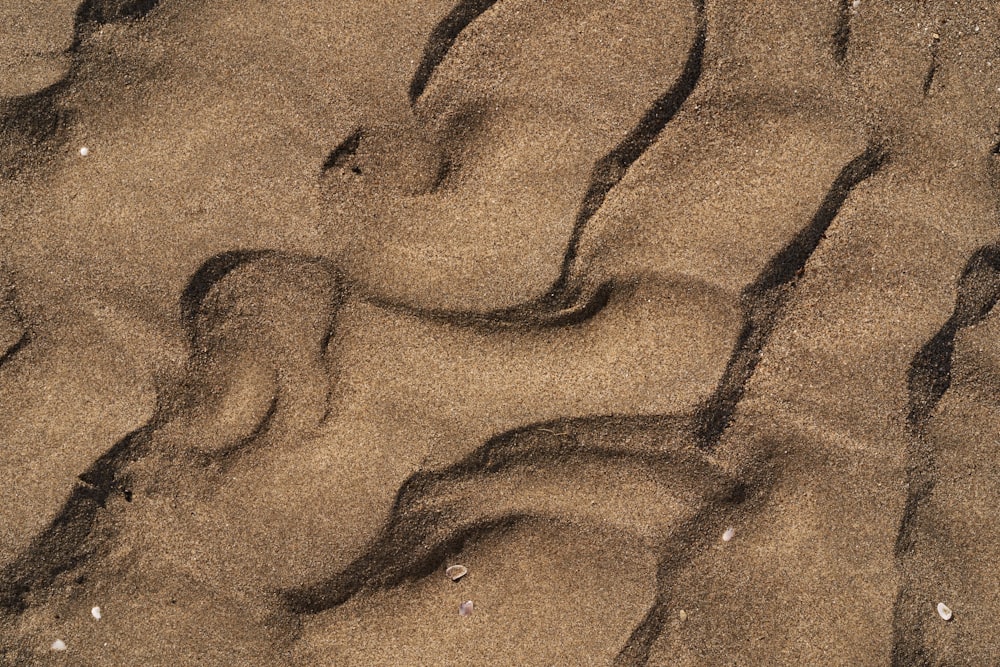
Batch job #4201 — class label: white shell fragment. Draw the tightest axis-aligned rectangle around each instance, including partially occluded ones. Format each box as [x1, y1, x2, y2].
[91, 606, 102, 620]
[445, 565, 468, 581]
[937, 602, 953, 621]
[79, 147, 89, 157]
[459, 600, 474, 617]
[722, 527, 735, 542]
[50, 639, 67, 652]
[678, 610, 687, 622]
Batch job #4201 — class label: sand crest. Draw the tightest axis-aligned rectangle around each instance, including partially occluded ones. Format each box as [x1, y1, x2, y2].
[2, 0, 1000, 664]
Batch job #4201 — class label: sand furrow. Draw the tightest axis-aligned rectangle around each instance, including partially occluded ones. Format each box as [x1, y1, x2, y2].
[2, 0, 999, 663]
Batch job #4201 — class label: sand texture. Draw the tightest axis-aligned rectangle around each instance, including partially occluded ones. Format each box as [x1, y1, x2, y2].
[1, 0, 999, 664]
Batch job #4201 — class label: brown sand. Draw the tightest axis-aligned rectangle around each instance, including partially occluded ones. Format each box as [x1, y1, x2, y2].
[1, 0, 1000, 664]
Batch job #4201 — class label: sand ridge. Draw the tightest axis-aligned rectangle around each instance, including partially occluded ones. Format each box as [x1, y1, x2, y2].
[2, 0, 1000, 664]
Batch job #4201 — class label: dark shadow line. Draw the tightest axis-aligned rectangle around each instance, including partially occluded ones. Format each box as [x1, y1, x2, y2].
[318, 0, 706, 333]
[0, 250, 338, 616]
[551, 0, 707, 302]
[178, 249, 278, 339]
[1, 0, 162, 179]
[285, 515, 529, 615]
[363, 278, 616, 331]
[408, 0, 500, 105]
[0, 83, 72, 180]
[612, 507, 717, 667]
[693, 143, 888, 451]
[334, 0, 706, 330]
[921, 36, 940, 97]
[320, 129, 364, 174]
[193, 393, 280, 472]
[0, 424, 156, 613]
[833, 0, 852, 65]
[0, 330, 30, 370]
[891, 243, 1000, 665]
[613, 454, 773, 665]
[921, 60, 938, 98]
[281, 412, 741, 615]
[72, 0, 161, 47]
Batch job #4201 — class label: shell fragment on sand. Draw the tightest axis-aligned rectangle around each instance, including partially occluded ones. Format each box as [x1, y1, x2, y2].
[678, 609, 687, 622]
[722, 527, 735, 542]
[91, 606, 102, 620]
[459, 600, 474, 617]
[445, 565, 468, 581]
[50, 639, 67, 652]
[79, 146, 89, 157]
[937, 602, 953, 621]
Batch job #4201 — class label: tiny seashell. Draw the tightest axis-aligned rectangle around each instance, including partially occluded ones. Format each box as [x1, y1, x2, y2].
[446, 565, 468, 581]
[91, 606, 102, 621]
[678, 610, 687, 622]
[937, 602, 953, 621]
[459, 600, 474, 617]
[722, 527, 735, 542]
[50, 639, 67, 652]
[79, 147, 89, 157]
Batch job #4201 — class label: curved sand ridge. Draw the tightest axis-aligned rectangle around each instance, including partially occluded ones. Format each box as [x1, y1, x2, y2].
[2, 0, 1000, 664]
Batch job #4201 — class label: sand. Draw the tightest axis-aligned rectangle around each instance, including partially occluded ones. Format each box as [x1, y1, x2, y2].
[1, 0, 999, 664]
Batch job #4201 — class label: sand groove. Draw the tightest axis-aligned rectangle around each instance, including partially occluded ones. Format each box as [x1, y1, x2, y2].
[551, 0, 707, 304]
[694, 144, 888, 451]
[832, 0, 852, 65]
[0, 331, 28, 369]
[0, 287, 28, 369]
[0, 0, 160, 178]
[407, 0, 500, 105]
[283, 414, 743, 616]
[1, 0, 999, 664]
[0, 250, 341, 618]
[321, 0, 701, 318]
[0, 423, 153, 615]
[892, 243, 1000, 666]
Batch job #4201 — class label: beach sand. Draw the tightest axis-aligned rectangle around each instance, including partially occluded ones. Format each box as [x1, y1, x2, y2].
[1, 0, 999, 664]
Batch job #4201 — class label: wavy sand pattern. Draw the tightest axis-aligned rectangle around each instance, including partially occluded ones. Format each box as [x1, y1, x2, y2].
[1, 0, 1000, 664]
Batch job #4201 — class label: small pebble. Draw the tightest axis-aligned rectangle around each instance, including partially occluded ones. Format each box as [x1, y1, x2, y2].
[937, 602, 953, 621]
[79, 147, 89, 157]
[446, 565, 468, 581]
[459, 600, 474, 617]
[678, 610, 687, 622]
[91, 606, 102, 621]
[50, 639, 67, 652]
[722, 527, 735, 542]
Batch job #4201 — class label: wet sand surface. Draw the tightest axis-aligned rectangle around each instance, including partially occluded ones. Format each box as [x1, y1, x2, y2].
[1, 0, 1000, 664]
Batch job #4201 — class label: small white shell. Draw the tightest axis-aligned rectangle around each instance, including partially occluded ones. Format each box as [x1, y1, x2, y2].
[50, 639, 67, 652]
[91, 606, 102, 620]
[722, 527, 735, 542]
[79, 147, 89, 157]
[445, 565, 468, 581]
[678, 610, 687, 622]
[937, 602, 953, 621]
[459, 600, 474, 617]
